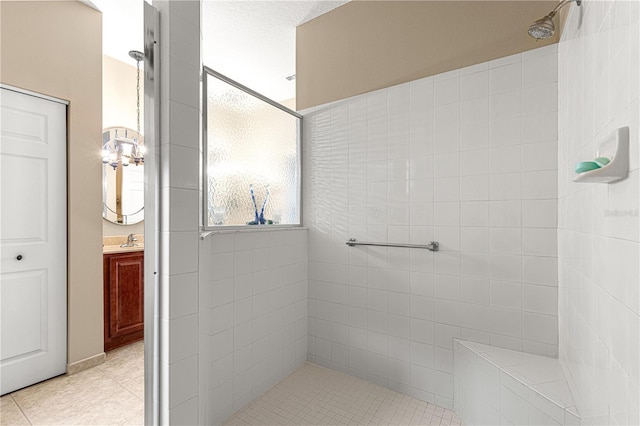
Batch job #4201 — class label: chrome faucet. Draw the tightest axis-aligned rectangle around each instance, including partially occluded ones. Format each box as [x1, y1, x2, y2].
[120, 234, 138, 248]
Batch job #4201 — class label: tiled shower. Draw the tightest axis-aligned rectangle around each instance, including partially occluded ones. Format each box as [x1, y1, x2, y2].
[559, 0, 640, 424]
[199, 230, 309, 424]
[157, 0, 640, 424]
[302, 45, 560, 408]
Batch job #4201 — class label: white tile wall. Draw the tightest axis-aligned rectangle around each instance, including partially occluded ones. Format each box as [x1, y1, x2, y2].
[154, 1, 201, 424]
[198, 229, 308, 425]
[558, 1, 640, 425]
[302, 45, 559, 409]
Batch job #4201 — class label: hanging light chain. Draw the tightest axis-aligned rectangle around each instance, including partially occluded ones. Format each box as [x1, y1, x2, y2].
[102, 50, 145, 169]
[135, 56, 141, 135]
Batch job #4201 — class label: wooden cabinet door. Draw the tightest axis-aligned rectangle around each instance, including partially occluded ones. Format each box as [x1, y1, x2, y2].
[104, 252, 144, 351]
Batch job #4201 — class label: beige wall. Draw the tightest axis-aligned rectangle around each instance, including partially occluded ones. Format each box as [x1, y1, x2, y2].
[296, 0, 560, 110]
[103, 55, 145, 237]
[1, 0, 104, 364]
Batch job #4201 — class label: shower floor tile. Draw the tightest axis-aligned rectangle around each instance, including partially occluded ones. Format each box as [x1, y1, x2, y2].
[224, 363, 462, 426]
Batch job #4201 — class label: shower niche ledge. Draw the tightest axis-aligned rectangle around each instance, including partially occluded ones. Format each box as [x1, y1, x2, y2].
[573, 126, 629, 184]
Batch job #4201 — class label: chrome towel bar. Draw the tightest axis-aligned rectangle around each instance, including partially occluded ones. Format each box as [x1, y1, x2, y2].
[346, 238, 439, 252]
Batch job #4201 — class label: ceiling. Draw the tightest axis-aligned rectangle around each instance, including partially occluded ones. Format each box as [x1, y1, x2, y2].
[87, 0, 349, 102]
[203, 1, 348, 102]
[85, 0, 144, 64]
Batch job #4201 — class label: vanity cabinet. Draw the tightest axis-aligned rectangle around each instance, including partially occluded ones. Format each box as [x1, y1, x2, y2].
[103, 251, 144, 351]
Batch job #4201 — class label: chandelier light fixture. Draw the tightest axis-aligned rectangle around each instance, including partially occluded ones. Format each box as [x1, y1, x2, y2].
[102, 50, 145, 170]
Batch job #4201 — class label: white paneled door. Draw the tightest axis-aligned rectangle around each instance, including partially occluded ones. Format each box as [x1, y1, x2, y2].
[0, 87, 67, 395]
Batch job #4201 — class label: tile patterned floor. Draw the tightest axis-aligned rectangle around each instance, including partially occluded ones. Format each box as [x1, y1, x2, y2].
[2, 347, 461, 426]
[225, 363, 462, 426]
[0, 341, 143, 426]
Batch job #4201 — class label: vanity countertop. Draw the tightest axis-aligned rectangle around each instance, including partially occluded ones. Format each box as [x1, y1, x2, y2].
[103, 245, 144, 254]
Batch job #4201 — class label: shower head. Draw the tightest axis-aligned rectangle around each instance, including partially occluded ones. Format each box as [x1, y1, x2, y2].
[528, 15, 556, 40]
[528, 0, 581, 40]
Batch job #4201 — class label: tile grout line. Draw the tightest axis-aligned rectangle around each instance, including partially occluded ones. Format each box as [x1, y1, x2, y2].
[10, 394, 33, 425]
[101, 350, 145, 403]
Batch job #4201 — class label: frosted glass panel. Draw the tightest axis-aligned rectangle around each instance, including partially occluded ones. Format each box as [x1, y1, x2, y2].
[204, 71, 300, 227]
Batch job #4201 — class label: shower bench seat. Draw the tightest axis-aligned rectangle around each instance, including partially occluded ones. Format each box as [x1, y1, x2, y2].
[453, 339, 580, 426]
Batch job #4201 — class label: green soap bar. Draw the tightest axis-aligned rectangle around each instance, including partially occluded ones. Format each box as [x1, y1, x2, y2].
[575, 161, 601, 174]
[594, 156, 611, 167]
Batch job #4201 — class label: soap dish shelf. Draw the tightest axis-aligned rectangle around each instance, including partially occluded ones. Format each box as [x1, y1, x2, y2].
[573, 127, 629, 184]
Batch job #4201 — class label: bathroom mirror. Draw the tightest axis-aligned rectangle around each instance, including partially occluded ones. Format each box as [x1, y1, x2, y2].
[102, 127, 144, 225]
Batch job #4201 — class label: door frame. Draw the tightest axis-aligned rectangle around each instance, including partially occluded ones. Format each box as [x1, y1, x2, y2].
[0, 85, 69, 107]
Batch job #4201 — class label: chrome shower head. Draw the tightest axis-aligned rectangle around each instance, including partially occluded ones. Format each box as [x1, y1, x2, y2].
[528, 0, 581, 40]
[528, 14, 556, 40]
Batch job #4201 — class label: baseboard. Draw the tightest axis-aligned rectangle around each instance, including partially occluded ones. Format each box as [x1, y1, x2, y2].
[66, 352, 106, 375]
